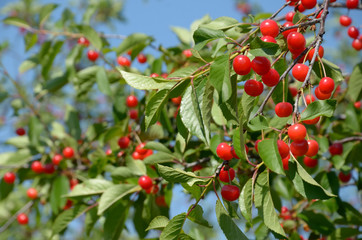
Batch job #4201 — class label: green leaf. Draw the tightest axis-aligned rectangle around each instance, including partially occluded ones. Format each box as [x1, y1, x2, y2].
[103, 201, 129, 240]
[345, 104, 360, 132]
[41, 41, 64, 79]
[96, 68, 112, 97]
[145, 89, 169, 129]
[193, 27, 224, 48]
[24, 33, 38, 51]
[28, 116, 43, 147]
[215, 200, 248, 240]
[115, 33, 153, 55]
[145, 142, 172, 154]
[78, 25, 103, 50]
[187, 205, 212, 228]
[111, 167, 138, 180]
[120, 70, 173, 90]
[85, 207, 99, 236]
[0, 180, 14, 201]
[144, 152, 175, 165]
[5, 136, 29, 148]
[239, 92, 256, 124]
[346, 62, 362, 101]
[160, 213, 186, 240]
[249, 36, 281, 56]
[3, 17, 31, 29]
[65, 105, 81, 140]
[146, 216, 170, 231]
[50, 175, 70, 215]
[312, 58, 344, 83]
[0, 149, 31, 167]
[298, 210, 335, 235]
[157, 164, 207, 185]
[301, 100, 337, 120]
[329, 227, 361, 240]
[39, 4, 58, 26]
[232, 127, 246, 160]
[209, 55, 231, 102]
[98, 184, 140, 215]
[19, 57, 38, 73]
[171, 26, 191, 45]
[125, 156, 147, 175]
[254, 171, 286, 238]
[65, 179, 113, 198]
[239, 179, 253, 222]
[258, 139, 285, 175]
[201, 16, 240, 30]
[247, 115, 269, 131]
[51, 205, 88, 236]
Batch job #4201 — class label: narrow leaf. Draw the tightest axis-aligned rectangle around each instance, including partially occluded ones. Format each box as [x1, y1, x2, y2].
[239, 179, 253, 222]
[96, 68, 112, 97]
[120, 70, 173, 90]
[52, 205, 88, 236]
[145, 89, 169, 129]
[346, 62, 362, 102]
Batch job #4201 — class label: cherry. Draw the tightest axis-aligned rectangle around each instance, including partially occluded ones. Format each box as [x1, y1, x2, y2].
[44, 164, 55, 174]
[63, 199, 73, 210]
[145, 184, 159, 194]
[287, 32, 306, 53]
[244, 80, 264, 97]
[285, 11, 295, 22]
[303, 156, 318, 168]
[288, 123, 307, 141]
[138, 176, 153, 190]
[137, 53, 147, 64]
[352, 38, 362, 51]
[329, 143, 343, 155]
[292, 64, 309, 82]
[346, 0, 359, 9]
[255, 139, 261, 152]
[192, 165, 203, 172]
[339, 15, 352, 27]
[260, 36, 277, 43]
[251, 56, 271, 75]
[63, 147, 74, 158]
[277, 140, 290, 159]
[77, 37, 89, 47]
[118, 136, 130, 149]
[338, 171, 351, 183]
[127, 50, 132, 55]
[126, 95, 138, 108]
[134, 143, 147, 155]
[129, 109, 138, 119]
[183, 49, 192, 58]
[347, 26, 359, 39]
[355, 101, 362, 109]
[31, 161, 44, 173]
[289, 87, 298, 97]
[301, 0, 316, 9]
[117, 56, 131, 67]
[319, 77, 335, 94]
[3, 172, 16, 184]
[87, 50, 98, 62]
[27, 188, 38, 199]
[171, 96, 182, 105]
[161, 73, 169, 78]
[150, 73, 159, 77]
[132, 151, 141, 160]
[230, 146, 239, 159]
[280, 206, 292, 220]
[233, 55, 251, 75]
[16, 128, 26, 136]
[315, 86, 331, 100]
[216, 142, 233, 161]
[296, 4, 306, 12]
[275, 102, 293, 118]
[260, 19, 279, 38]
[303, 116, 320, 125]
[282, 155, 290, 170]
[155, 195, 168, 207]
[219, 167, 236, 182]
[52, 154, 63, 165]
[306, 140, 318, 158]
[69, 178, 78, 189]
[307, 46, 324, 61]
[262, 69, 279, 87]
[17, 213, 28, 225]
[144, 149, 153, 158]
[221, 185, 240, 201]
[105, 148, 112, 155]
[290, 139, 309, 156]
[282, 21, 297, 39]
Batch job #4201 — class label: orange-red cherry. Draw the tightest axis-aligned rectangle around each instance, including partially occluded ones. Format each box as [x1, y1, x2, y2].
[216, 142, 233, 161]
[233, 55, 251, 75]
[288, 124, 307, 141]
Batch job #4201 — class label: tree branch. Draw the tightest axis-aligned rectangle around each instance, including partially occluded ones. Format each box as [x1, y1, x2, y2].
[270, 1, 292, 19]
[328, 2, 362, 9]
[334, 136, 362, 144]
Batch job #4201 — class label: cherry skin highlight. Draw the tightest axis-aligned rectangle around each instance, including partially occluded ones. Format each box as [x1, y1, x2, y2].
[126, 95, 138, 108]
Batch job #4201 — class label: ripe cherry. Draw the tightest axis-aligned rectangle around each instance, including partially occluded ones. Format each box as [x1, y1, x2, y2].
[87, 50, 98, 62]
[290, 139, 309, 156]
[138, 176, 153, 190]
[135, 143, 147, 155]
[63, 147, 74, 158]
[339, 15, 352, 27]
[126, 95, 138, 108]
[262, 69, 279, 87]
[77, 37, 89, 47]
[144, 149, 153, 158]
[44, 164, 55, 174]
[221, 185, 240, 201]
[285, 11, 295, 22]
[315, 86, 331, 100]
[129, 109, 138, 119]
[287, 32, 306, 53]
[137, 53, 147, 64]
[16, 128, 26, 136]
[338, 171, 351, 183]
[303, 156, 318, 168]
[329, 143, 343, 155]
[150, 73, 159, 77]
[219, 167, 236, 182]
[303, 116, 320, 125]
[296, 4, 306, 12]
[69, 178, 78, 189]
[319, 77, 335, 94]
[17, 213, 28, 225]
[145, 184, 159, 194]
[233, 55, 251, 75]
[354, 101, 362, 109]
[155, 195, 168, 207]
[230, 146, 239, 159]
[282, 155, 290, 170]
[132, 151, 141, 160]
[288, 123, 307, 141]
[118, 136, 130, 149]
[348, 26, 359, 39]
[275, 102, 293, 118]
[301, 0, 316, 9]
[352, 39, 362, 51]
[292, 64, 309, 82]
[171, 96, 182, 105]
[251, 56, 271, 75]
[216, 142, 233, 161]
[277, 140, 290, 159]
[52, 154, 63, 165]
[280, 206, 292, 220]
[31, 161, 44, 173]
[289, 87, 298, 97]
[260, 36, 277, 43]
[161, 73, 169, 78]
[346, 0, 359, 9]
[117, 56, 131, 67]
[307, 46, 324, 61]
[282, 21, 297, 39]
[3, 172, 16, 184]
[192, 165, 203, 172]
[183, 49, 192, 58]
[244, 80, 264, 97]
[27, 188, 38, 199]
[260, 19, 279, 38]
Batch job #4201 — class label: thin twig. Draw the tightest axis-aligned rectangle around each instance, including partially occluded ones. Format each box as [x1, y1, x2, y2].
[328, 2, 362, 9]
[0, 201, 34, 233]
[334, 136, 362, 144]
[270, 1, 292, 19]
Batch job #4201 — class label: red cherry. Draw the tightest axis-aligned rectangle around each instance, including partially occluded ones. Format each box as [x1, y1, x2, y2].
[145, 184, 159, 194]
[230, 146, 239, 159]
[117, 56, 131, 67]
[118, 137, 130, 149]
[352, 39, 362, 51]
[275, 102, 293, 117]
[127, 50, 132, 55]
[161, 73, 169, 78]
[126, 95, 138, 108]
[62, 147, 74, 158]
[219, 167, 236, 182]
[307, 46, 324, 61]
[135, 143, 147, 155]
[17, 213, 28, 225]
[315, 86, 331, 100]
[69, 178, 78, 189]
[77, 37, 89, 47]
[288, 124, 307, 141]
[319, 77, 335, 94]
[255, 140, 261, 153]
[277, 140, 290, 159]
[354, 101, 362, 109]
[296, 4, 306, 12]
[289, 87, 298, 97]
[346, 0, 359, 9]
[132, 151, 141, 160]
[221, 185, 240, 201]
[3, 172, 16, 184]
[155, 195, 168, 207]
[233, 55, 251, 75]
[282, 155, 290, 170]
[44, 164, 55, 174]
[329, 143, 343, 155]
[347, 26, 359, 39]
[129, 109, 138, 119]
[260, 19, 279, 38]
[287, 32, 306, 53]
[338, 172, 351, 183]
[171, 96, 182, 105]
[282, 21, 297, 39]
[105, 148, 112, 155]
[290, 139, 309, 156]
[316, 10, 323, 19]
[301, 0, 316, 9]
[27, 188, 38, 199]
[260, 36, 277, 44]
[137, 53, 147, 64]
[150, 73, 159, 77]
[192, 165, 203, 172]
[31, 161, 44, 173]
[87, 50, 99, 62]
[262, 69, 279, 87]
[16, 128, 26, 136]
[52, 154, 63, 165]
[303, 116, 320, 125]
[244, 80, 264, 97]
[144, 149, 153, 158]
[280, 206, 292, 219]
[303, 156, 318, 168]
[339, 15, 352, 27]
[292, 64, 309, 82]
[63, 199, 73, 210]
[305, 94, 315, 105]
[285, 11, 295, 22]
[251, 56, 271, 75]
[183, 49, 192, 58]
[216, 142, 233, 161]
[138, 176, 153, 190]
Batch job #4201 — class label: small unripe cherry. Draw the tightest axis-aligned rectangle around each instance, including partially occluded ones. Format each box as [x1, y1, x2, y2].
[275, 102, 293, 118]
[261, 69, 279, 87]
[347, 26, 359, 39]
[339, 15, 352, 27]
[137, 53, 147, 64]
[183, 49, 192, 58]
[260, 36, 277, 44]
[260, 19, 279, 38]
[27, 188, 38, 199]
[118, 136, 130, 149]
[3, 172, 16, 184]
[303, 156, 318, 168]
[244, 80, 264, 97]
[138, 176, 153, 190]
[251, 56, 271, 75]
[219, 167, 236, 182]
[87, 50, 99, 62]
[126, 95, 138, 108]
[315, 86, 331, 100]
[117, 56, 131, 67]
[63, 147, 74, 158]
[16, 128, 26, 136]
[292, 64, 309, 82]
[17, 213, 28, 225]
[338, 172, 351, 183]
[290, 139, 309, 156]
[216, 142, 233, 161]
[319, 77, 335, 94]
[288, 124, 307, 141]
[233, 55, 251, 75]
[277, 140, 290, 159]
[221, 185, 240, 201]
[52, 154, 63, 165]
[329, 143, 343, 155]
